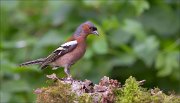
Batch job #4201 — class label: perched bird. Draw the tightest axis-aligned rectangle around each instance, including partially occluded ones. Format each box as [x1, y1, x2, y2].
[20, 21, 99, 79]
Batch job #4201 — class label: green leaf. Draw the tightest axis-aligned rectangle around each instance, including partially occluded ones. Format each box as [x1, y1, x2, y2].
[0, 57, 17, 75]
[102, 16, 119, 31]
[46, 1, 75, 26]
[92, 26, 108, 54]
[9, 93, 27, 103]
[133, 36, 159, 66]
[110, 29, 132, 46]
[0, 0, 19, 11]
[1, 80, 30, 92]
[109, 53, 136, 66]
[37, 30, 64, 47]
[140, 6, 180, 36]
[157, 51, 179, 77]
[156, 53, 165, 69]
[129, 0, 149, 15]
[0, 91, 11, 103]
[122, 19, 143, 34]
[84, 48, 93, 59]
[122, 19, 147, 41]
[92, 38, 108, 54]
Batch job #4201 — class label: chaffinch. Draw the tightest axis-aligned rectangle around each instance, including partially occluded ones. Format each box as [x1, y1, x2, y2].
[20, 21, 99, 79]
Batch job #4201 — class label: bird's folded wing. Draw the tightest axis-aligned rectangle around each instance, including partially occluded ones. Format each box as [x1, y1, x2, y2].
[40, 40, 78, 68]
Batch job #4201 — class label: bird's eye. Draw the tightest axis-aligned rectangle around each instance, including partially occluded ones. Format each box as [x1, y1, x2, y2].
[90, 27, 97, 31]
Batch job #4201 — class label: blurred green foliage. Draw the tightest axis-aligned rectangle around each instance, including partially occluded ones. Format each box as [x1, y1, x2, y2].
[0, 0, 179, 102]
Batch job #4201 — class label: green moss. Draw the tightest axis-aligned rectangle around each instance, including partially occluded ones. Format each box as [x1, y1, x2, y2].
[150, 88, 180, 103]
[115, 76, 149, 103]
[114, 76, 180, 103]
[36, 80, 95, 103]
[78, 93, 93, 103]
[37, 81, 76, 103]
[36, 76, 180, 103]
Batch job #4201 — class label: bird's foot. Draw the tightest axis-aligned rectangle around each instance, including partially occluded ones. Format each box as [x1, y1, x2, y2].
[67, 75, 73, 81]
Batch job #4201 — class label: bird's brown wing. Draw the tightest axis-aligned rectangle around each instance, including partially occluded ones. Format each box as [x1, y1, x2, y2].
[40, 40, 78, 69]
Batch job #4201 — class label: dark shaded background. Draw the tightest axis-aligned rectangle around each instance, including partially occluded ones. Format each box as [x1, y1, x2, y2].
[0, 0, 179, 102]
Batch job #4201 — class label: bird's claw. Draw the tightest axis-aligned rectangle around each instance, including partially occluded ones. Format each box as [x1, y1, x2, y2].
[66, 75, 73, 81]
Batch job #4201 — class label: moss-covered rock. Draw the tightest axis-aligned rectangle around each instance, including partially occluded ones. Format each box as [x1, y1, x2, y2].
[36, 81, 76, 103]
[35, 74, 180, 103]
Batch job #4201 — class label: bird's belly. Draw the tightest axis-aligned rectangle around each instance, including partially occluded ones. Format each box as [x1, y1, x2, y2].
[53, 48, 86, 67]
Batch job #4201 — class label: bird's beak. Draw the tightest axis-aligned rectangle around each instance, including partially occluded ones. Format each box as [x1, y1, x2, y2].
[92, 30, 99, 36]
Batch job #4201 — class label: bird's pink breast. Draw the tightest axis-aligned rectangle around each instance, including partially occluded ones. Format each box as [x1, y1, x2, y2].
[53, 43, 86, 68]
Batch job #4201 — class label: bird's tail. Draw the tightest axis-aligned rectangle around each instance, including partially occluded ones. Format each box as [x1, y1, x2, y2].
[19, 58, 45, 66]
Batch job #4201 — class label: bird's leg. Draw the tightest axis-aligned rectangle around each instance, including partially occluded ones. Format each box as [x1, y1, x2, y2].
[64, 65, 72, 80]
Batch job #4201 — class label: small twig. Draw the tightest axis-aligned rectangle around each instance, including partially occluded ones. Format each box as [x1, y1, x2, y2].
[138, 80, 146, 85]
[46, 73, 59, 80]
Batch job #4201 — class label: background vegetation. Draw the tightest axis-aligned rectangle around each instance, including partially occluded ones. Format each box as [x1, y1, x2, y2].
[0, 0, 179, 102]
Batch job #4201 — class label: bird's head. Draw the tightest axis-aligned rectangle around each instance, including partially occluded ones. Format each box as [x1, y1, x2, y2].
[74, 21, 99, 38]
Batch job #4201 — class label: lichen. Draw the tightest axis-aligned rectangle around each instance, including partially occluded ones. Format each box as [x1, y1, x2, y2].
[35, 74, 180, 103]
[36, 81, 76, 103]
